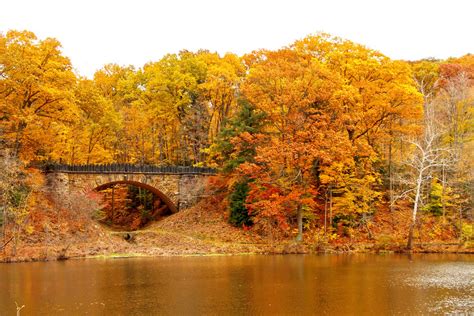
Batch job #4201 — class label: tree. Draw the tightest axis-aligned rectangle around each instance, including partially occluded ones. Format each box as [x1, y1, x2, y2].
[70, 78, 122, 164]
[137, 54, 199, 164]
[208, 99, 265, 171]
[208, 99, 265, 227]
[228, 180, 252, 227]
[240, 34, 422, 240]
[197, 52, 244, 143]
[0, 30, 76, 162]
[402, 121, 451, 250]
[437, 61, 474, 234]
[91, 64, 138, 163]
[241, 47, 337, 240]
[294, 34, 422, 228]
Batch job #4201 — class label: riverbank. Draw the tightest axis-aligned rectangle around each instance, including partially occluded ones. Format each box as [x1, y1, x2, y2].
[1, 203, 472, 263]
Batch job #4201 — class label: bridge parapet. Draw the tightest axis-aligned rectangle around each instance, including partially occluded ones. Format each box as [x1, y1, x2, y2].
[44, 163, 217, 175]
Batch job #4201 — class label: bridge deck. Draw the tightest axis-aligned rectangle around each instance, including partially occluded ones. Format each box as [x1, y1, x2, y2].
[44, 163, 217, 175]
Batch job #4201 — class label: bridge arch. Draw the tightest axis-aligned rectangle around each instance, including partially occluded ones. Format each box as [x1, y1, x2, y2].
[94, 180, 177, 214]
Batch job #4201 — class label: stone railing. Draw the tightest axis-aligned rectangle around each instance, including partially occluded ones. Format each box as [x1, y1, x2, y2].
[43, 163, 217, 175]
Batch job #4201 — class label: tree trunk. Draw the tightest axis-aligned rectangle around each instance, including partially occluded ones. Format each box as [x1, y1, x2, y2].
[13, 121, 27, 158]
[441, 165, 446, 223]
[407, 168, 423, 250]
[389, 140, 394, 212]
[324, 194, 328, 235]
[296, 204, 303, 242]
[1, 205, 7, 254]
[329, 188, 333, 227]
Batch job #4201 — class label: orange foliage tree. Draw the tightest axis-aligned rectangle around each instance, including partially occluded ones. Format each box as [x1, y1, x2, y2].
[239, 34, 422, 240]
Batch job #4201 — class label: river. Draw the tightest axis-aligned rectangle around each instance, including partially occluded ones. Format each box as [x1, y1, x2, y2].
[0, 254, 472, 315]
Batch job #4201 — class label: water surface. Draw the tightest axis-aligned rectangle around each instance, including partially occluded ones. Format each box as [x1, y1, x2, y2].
[0, 254, 472, 315]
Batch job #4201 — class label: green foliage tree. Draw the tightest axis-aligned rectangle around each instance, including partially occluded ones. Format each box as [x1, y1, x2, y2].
[228, 180, 252, 227]
[209, 98, 265, 172]
[208, 98, 266, 227]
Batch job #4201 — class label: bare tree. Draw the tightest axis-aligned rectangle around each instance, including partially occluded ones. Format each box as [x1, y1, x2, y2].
[399, 66, 472, 250]
[401, 106, 453, 250]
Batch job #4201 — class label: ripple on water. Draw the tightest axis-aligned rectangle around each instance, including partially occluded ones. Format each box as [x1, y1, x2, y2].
[430, 296, 474, 315]
[404, 263, 474, 290]
[403, 262, 474, 314]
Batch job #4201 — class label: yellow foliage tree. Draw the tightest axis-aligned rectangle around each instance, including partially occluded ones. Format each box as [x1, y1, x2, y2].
[0, 30, 77, 162]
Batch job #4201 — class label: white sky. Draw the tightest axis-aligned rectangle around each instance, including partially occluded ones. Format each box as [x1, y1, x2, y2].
[1, 0, 473, 78]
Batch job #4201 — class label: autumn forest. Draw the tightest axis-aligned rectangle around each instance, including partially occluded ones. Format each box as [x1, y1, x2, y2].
[1, 30, 473, 260]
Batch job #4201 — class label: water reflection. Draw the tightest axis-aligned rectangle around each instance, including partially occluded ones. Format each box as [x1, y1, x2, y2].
[0, 254, 472, 315]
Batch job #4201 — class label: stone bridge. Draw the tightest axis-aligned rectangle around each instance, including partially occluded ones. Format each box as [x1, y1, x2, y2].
[45, 164, 216, 212]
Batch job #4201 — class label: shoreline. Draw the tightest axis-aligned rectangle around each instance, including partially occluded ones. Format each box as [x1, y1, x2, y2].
[2, 205, 472, 264]
[2, 241, 472, 264]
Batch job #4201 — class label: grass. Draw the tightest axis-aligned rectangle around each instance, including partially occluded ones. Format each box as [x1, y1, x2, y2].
[86, 252, 149, 259]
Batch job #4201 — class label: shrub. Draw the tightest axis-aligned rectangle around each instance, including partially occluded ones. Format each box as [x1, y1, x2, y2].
[461, 223, 473, 242]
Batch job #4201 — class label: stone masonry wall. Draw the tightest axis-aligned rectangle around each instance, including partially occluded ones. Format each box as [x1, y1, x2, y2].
[47, 172, 209, 211]
[178, 175, 209, 210]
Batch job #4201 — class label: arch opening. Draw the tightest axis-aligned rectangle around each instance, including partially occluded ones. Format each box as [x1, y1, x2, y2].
[93, 180, 177, 231]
